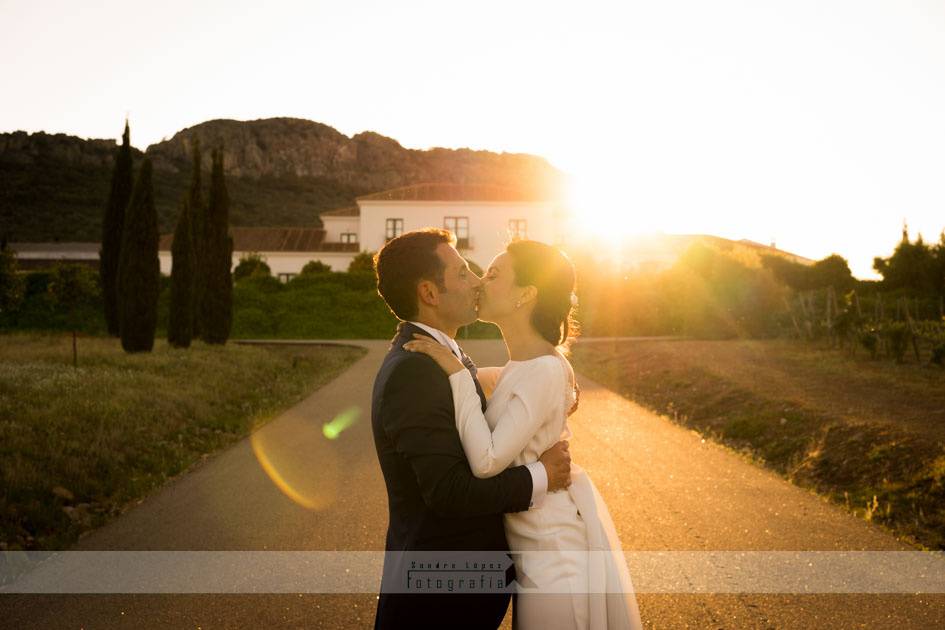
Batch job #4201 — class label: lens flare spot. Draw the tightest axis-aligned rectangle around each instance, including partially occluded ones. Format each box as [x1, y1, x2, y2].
[323, 407, 359, 440]
[249, 406, 361, 511]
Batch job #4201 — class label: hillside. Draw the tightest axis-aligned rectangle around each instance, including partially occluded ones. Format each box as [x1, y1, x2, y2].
[0, 118, 564, 242]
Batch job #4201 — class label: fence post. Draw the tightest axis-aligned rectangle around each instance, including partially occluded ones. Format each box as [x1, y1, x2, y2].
[784, 295, 803, 338]
[904, 298, 921, 362]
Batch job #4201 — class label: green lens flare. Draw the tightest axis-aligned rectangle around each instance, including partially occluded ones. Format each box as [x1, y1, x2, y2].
[322, 407, 359, 440]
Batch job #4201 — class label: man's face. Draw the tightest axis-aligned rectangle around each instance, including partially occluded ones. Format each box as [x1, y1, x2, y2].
[432, 242, 482, 328]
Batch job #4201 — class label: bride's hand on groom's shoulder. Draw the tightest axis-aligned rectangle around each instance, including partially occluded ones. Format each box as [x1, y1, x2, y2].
[403, 334, 465, 376]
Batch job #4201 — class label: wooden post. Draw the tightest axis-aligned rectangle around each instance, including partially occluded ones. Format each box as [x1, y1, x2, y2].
[784, 295, 802, 338]
[904, 299, 921, 362]
[826, 287, 833, 330]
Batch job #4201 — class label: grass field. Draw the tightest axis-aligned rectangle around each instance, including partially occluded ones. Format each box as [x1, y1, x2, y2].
[0, 333, 366, 551]
[570, 338, 945, 550]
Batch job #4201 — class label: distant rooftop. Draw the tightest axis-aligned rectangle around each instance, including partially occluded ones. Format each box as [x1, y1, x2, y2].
[356, 183, 552, 203]
[8, 242, 101, 253]
[320, 206, 360, 217]
[159, 227, 357, 253]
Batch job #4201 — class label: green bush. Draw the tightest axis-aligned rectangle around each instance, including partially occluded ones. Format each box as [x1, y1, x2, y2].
[232, 307, 276, 337]
[233, 252, 271, 281]
[348, 251, 375, 273]
[858, 328, 880, 359]
[300, 260, 332, 275]
[931, 344, 945, 366]
[883, 322, 911, 363]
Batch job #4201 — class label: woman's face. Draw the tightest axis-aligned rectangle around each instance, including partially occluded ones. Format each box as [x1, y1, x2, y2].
[477, 251, 522, 323]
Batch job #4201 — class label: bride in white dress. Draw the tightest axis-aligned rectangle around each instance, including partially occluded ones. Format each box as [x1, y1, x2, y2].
[404, 240, 644, 630]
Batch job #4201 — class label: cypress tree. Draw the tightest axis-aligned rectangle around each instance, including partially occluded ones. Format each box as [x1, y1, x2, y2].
[201, 147, 233, 344]
[99, 119, 134, 336]
[117, 158, 160, 352]
[188, 137, 207, 339]
[168, 195, 196, 347]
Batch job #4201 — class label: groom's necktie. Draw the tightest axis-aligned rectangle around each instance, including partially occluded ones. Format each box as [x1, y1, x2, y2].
[457, 346, 488, 413]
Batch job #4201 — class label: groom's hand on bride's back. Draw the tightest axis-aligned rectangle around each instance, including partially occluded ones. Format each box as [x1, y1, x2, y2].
[539, 440, 572, 492]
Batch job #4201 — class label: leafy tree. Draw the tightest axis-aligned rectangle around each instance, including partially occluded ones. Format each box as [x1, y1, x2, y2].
[168, 196, 196, 347]
[761, 253, 854, 292]
[873, 224, 939, 296]
[348, 251, 376, 273]
[0, 243, 25, 320]
[117, 158, 160, 353]
[200, 147, 233, 344]
[932, 231, 945, 299]
[300, 259, 332, 275]
[234, 252, 271, 281]
[48, 262, 101, 367]
[808, 254, 855, 292]
[99, 120, 134, 336]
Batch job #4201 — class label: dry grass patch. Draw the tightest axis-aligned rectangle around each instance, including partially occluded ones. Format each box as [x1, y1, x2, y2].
[0, 333, 366, 551]
[572, 338, 945, 550]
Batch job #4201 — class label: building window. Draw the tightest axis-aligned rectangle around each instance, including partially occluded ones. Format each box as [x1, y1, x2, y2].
[278, 272, 297, 283]
[341, 233, 357, 244]
[444, 216, 470, 249]
[385, 218, 404, 241]
[509, 219, 527, 240]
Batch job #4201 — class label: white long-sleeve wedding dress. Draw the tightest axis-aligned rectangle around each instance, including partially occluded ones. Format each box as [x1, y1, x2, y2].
[448, 351, 644, 630]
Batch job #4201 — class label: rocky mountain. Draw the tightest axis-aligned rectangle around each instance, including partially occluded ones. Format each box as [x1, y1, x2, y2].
[1, 118, 563, 243]
[145, 117, 561, 196]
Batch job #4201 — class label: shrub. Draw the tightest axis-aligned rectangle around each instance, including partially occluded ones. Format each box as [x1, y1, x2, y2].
[931, 343, 945, 367]
[233, 252, 271, 281]
[882, 322, 911, 363]
[348, 251, 375, 273]
[231, 306, 276, 337]
[300, 260, 332, 275]
[858, 328, 880, 359]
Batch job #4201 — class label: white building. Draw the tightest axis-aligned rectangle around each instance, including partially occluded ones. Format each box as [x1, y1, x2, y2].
[157, 182, 565, 281]
[158, 226, 359, 281]
[5, 242, 101, 270]
[355, 183, 566, 269]
[25, 183, 813, 282]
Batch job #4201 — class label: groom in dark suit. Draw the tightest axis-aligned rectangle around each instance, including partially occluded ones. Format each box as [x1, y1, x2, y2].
[370, 228, 573, 629]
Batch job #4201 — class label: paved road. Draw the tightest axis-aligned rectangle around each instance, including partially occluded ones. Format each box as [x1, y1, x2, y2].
[2, 339, 943, 629]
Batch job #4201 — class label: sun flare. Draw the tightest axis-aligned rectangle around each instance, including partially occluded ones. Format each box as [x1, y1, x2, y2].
[565, 171, 665, 245]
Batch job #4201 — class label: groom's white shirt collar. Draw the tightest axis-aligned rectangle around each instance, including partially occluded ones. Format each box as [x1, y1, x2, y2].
[407, 321, 463, 360]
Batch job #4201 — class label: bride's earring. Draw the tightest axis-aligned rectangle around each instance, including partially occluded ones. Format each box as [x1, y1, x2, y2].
[515, 300, 521, 309]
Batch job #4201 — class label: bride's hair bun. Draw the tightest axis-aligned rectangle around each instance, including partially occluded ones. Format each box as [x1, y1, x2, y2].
[506, 240, 579, 347]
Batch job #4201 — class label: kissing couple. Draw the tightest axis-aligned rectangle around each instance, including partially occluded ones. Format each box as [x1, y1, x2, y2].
[370, 228, 644, 629]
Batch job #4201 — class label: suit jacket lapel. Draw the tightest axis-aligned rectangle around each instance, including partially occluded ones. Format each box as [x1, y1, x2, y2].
[393, 322, 487, 412]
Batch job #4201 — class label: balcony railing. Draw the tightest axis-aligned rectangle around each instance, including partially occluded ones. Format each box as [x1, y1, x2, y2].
[317, 242, 360, 252]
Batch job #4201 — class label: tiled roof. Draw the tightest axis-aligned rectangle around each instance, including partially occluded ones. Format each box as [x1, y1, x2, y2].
[8, 242, 101, 253]
[320, 206, 360, 217]
[158, 227, 358, 253]
[356, 183, 551, 203]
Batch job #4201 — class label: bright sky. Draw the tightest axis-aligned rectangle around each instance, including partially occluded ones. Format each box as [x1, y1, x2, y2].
[3, 0, 944, 279]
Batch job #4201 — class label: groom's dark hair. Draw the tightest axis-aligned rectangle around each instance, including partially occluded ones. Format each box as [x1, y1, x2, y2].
[374, 228, 455, 320]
